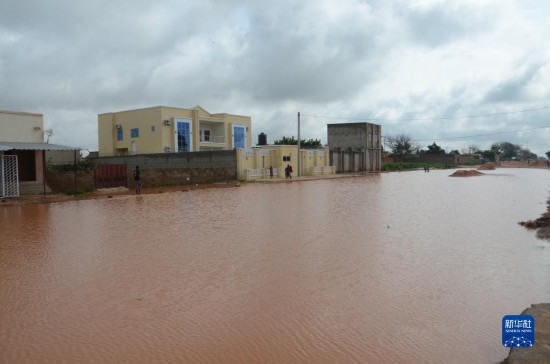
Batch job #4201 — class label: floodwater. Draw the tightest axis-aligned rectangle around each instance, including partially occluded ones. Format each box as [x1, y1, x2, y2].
[1, 168, 550, 363]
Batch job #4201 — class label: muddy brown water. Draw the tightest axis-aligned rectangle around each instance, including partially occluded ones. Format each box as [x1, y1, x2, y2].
[1, 168, 550, 363]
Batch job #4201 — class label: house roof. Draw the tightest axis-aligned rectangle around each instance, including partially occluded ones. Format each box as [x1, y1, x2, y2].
[0, 142, 79, 151]
[97, 105, 251, 119]
[0, 110, 43, 117]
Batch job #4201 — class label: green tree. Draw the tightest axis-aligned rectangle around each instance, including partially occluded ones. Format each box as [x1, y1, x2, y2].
[273, 136, 322, 148]
[274, 136, 298, 145]
[449, 150, 460, 155]
[426, 142, 445, 154]
[492, 142, 520, 160]
[384, 134, 419, 155]
[481, 150, 496, 161]
[518, 148, 537, 160]
[545, 151, 550, 159]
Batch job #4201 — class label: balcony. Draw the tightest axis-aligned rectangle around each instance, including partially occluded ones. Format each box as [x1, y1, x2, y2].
[200, 135, 225, 144]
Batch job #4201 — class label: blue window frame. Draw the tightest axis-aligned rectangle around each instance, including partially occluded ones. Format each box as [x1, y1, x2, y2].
[233, 125, 245, 149]
[131, 128, 139, 138]
[117, 130, 123, 141]
[177, 122, 190, 152]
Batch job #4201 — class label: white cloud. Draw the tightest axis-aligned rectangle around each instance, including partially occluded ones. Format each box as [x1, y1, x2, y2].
[0, 0, 549, 155]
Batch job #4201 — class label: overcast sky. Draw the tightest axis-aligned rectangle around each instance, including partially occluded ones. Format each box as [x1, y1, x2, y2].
[1, 0, 550, 156]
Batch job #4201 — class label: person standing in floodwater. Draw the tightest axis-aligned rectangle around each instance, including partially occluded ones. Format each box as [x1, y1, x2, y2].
[269, 165, 274, 178]
[133, 166, 142, 194]
[287, 164, 293, 179]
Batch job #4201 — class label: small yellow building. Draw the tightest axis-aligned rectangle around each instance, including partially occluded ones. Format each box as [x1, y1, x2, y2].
[98, 105, 252, 156]
[237, 145, 335, 181]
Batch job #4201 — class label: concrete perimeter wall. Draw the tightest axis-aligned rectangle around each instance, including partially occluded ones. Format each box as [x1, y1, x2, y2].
[92, 150, 237, 186]
[394, 154, 457, 165]
[47, 170, 95, 193]
[44, 151, 237, 193]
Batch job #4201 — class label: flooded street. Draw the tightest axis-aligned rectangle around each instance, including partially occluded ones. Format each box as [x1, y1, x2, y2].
[1, 168, 550, 363]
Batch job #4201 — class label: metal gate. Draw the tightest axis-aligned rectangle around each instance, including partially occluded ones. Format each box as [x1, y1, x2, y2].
[1, 155, 19, 197]
[95, 164, 128, 189]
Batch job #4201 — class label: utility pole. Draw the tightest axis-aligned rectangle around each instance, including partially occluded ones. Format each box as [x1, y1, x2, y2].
[297, 112, 301, 177]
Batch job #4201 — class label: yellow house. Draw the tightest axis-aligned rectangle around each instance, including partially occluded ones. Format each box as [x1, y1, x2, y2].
[237, 145, 335, 181]
[98, 105, 252, 156]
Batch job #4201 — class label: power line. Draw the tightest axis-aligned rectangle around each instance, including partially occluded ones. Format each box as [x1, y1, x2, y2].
[303, 105, 550, 122]
[409, 125, 550, 142]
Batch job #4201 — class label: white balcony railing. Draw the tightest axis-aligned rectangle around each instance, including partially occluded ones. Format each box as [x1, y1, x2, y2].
[200, 135, 225, 143]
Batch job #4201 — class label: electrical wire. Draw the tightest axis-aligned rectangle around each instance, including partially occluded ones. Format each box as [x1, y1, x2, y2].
[408, 125, 550, 142]
[302, 105, 550, 122]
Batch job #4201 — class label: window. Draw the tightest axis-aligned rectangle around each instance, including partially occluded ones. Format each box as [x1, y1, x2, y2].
[131, 128, 139, 138]
[151, 126, 156, 132]
[283, 156, 291, 162]
[204, 130, 210, 142]
[117, 130, 123, 141]
[177, 122, 190, 152]
[233, 125, 245, 149]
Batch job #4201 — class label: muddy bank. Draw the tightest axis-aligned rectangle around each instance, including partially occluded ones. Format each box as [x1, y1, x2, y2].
[519, 197, 550, 240]
[500, 160, 549, 169]
[449, 170, 485, 177]
[502, 303, 550, 363]
[0, 173, 370, 207]
[0, 182, 240, 206]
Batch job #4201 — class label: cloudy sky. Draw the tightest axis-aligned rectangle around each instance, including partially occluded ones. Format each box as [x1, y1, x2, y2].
[1, 0, 550, 156]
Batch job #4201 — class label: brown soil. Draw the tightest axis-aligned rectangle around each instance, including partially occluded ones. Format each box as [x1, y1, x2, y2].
[0, 173, 366, 207]
[449, 170, 485, 177]
[519, 197, 550, 239]
[477, 162, 496, 170]
[499, 160, 549, 169]
[0, 182, 241, 206]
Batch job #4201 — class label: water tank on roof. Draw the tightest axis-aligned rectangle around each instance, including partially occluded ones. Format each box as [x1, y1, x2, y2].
[258, 133, 267, 146]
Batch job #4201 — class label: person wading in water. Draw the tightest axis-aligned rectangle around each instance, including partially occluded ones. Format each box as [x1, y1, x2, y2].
[133, 166, 142, 194]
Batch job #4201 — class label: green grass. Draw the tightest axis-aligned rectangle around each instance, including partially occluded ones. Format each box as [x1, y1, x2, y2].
[381, 163, 457, 171]
[64, 189, 86, 196]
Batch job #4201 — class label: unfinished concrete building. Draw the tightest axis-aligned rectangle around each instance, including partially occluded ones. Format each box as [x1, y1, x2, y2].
[327, 122, 382, 173]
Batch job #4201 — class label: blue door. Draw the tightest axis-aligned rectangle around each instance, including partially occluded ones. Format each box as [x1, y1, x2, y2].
[233, 125, 245, 149]
[176, 119, 192, 152]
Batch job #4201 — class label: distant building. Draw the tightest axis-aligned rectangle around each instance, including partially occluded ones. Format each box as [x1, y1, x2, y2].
[327, 122, 382, 172]
[97, 105, 252, 156]
[0, 110, 78, 196]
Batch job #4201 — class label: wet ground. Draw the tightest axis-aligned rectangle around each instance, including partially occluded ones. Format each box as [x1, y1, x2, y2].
[1, 168, 550, 363]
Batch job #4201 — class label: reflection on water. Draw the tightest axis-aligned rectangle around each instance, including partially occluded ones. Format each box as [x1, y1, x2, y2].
[1, 169, 550, 363]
